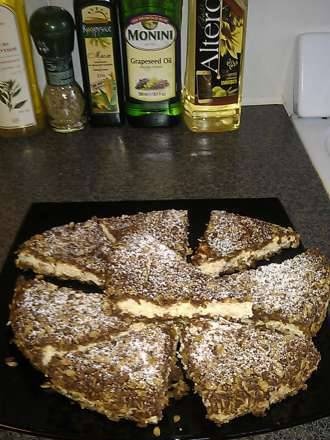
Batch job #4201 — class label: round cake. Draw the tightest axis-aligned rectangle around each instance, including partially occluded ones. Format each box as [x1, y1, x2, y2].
[10, 209, 330, 427]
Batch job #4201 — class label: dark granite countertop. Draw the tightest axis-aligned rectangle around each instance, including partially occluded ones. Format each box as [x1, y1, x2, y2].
[0, 104, 329, 440]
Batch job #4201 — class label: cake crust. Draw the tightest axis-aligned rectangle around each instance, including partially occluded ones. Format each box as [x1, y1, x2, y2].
[105, 233, 252, 320]
[192, 211, 300, 275]
[10, 209, 330, 429]
[10, 278, 132, 370]
[100, 209, 190, 257]
[46, 323, 179, 426]
[247, 249, 330, 336]
[16, 210, 189, 286]
[180, 318, 320, 425]
[16, 218, 113, 286]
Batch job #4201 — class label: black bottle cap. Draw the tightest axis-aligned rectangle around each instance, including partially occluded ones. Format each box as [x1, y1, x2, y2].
[30, 6, 75, 59]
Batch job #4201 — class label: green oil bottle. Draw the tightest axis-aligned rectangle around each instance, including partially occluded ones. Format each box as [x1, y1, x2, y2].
[74, 0, 124, 126]
[120, 0, 183, 127]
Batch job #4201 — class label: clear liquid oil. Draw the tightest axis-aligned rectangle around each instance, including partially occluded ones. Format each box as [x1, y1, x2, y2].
[183, 0, 248, 132]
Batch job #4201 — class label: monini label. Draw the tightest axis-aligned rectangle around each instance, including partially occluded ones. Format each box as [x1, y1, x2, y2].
[125, 14, 176, 102]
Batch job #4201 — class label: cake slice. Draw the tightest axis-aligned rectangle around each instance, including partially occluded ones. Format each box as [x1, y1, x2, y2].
[180, 318, 320, 426]
[248, 249, 330, 336]
[192, 210, 300, 275]
[45, 323, 179, 426]
[105, 233, 252, 320]
[16, 210, 189, 286]
[100, 209, 190, 258]
[10, 278, 132, 371]
[15, 218, 114, 286]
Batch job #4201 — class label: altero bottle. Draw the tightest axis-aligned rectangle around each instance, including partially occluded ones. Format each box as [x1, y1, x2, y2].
[183, 0, 248, 133]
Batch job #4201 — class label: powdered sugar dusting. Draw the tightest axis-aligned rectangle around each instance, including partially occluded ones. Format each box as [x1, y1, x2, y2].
[17, 210, 189, 281]
[50, 324, 174, 388]
[106, 233, 249, 303]
[250, 249, 330, 329]
[101, 209, 189, 257]
[17, 219, 114, 277]
[181, 318, 319, 388]
[11, 279, 131, 350]
[199, 211, 299, 257]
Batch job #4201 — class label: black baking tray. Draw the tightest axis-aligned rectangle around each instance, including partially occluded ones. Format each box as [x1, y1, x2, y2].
[0, 198, 329, 440]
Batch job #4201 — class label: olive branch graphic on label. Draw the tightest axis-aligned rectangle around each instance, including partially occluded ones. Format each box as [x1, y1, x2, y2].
[89, 37, 111, 48]
[0, 80, 27, 112]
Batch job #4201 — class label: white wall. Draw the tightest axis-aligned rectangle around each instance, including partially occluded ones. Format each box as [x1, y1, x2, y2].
[243, 0, 330, 114]
[26, 0, 330, 115]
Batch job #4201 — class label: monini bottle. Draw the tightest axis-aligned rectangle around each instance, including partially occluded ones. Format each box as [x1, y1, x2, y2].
[0, 0, 44, 137]
[183, 0, 248, 133]
[120, 0, 183, 127]
[74, 0, 124, 126]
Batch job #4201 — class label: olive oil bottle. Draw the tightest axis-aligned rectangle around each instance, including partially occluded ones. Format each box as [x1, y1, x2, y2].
[120, 0, 183, 127]
[74, 0, 124, 126]
[183, 0, 248, 133]
[0, 0, 44, 137]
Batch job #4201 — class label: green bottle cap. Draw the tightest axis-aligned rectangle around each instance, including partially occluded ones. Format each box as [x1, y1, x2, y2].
[30, 6, 75, 59]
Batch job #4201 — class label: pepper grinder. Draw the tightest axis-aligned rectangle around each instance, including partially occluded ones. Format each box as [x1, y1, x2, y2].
[30, 6, 87, 133]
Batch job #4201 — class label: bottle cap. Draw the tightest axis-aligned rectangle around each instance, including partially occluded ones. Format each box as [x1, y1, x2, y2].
[30, 6, 75, 59]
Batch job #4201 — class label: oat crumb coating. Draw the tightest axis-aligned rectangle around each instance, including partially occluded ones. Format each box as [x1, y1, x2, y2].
[46, 324, 179, 426]
[105, 233, 251, 319]
[15, 218, 114, 286]
[192, 211, 300, 275]
[10, 278, 132, 371]
[15, 210, 189, 286]
[248, 249, 330, 336]
[100, 209, 190, 257]
[180, 318, 320, 426]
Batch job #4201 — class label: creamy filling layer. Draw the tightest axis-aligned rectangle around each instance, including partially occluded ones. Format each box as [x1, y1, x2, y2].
[40, 323, 150, 367]
[197, 237, 296, 276]
[16, 253, 102, 286]
[255, 319, 304, 336]
[116, 298, 253, 319]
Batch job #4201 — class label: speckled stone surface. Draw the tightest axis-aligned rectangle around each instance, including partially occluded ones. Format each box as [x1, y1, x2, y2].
[0, 105, 329, 440]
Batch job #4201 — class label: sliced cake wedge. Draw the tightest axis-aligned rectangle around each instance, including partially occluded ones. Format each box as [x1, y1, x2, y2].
[10, 278, 132, 371]
[45, 323, 179, 426]
[105, 233, 252, 320]
[248, 249, 330, 336]
[180, 318, 320, 426]
[100, 209, 190, 258]
[16, 210, 189, 286]
[16, 218, 113, 286]
[192, 210, 300, 275]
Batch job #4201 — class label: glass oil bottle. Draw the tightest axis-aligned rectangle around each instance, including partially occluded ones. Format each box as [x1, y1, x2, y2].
[0, 0, 45, 137]
[183, 0, 248, 133]
[74, 0, 124, 126]
[120, 0, 183, 127]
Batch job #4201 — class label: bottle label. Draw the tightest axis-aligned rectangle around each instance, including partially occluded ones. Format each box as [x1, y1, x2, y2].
[43, 57, 75, 87]
[125, 14, 176, 102]
[195, 0, 244, 105]
[0, 6, 36, 129]
[81, 5, 119, 114]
